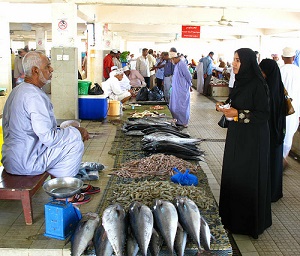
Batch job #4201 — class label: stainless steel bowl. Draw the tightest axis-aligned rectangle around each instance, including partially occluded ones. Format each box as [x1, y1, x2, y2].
[43, 177, 83, 198]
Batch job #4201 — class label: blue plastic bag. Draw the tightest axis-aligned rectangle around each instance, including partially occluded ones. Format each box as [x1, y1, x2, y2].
[171, 167, 198, 186]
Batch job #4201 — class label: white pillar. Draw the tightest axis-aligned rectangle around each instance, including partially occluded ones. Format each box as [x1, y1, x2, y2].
[94, 22, 104, 83]
[35, 27, 47, 52]
[51, 2, 78, 119]
[0, 2, 12, 93]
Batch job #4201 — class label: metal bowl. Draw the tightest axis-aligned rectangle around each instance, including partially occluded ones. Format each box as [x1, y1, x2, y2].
[43, 177, 83, 198]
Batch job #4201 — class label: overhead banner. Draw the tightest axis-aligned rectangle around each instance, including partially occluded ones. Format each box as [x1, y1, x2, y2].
[181, 25, 201, 38]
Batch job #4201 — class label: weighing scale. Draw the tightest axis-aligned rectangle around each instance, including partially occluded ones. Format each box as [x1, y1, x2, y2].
[43, 177, 83, 240]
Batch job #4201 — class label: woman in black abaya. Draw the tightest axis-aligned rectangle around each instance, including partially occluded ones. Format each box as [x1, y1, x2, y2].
[259, 59, 286, 202]
[216, 48, 272, 239]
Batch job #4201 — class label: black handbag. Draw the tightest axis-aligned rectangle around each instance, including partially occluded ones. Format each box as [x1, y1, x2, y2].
[218, 115, 229, 128]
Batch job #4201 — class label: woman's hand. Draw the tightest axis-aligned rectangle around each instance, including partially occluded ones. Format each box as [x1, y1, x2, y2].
[223, 107, 238, 118]
[215, 102, 224, 112]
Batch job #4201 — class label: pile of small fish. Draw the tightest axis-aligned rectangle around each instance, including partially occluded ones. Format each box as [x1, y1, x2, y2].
[113, 153, 199, 179]
[96, 197, 211, 256]
[129, 110, 167, 118]
[107, 180, 213, 211]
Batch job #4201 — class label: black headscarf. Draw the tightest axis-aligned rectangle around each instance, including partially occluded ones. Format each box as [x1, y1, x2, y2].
[259, 58, 286, 145]
[230, 48, 268, 100]
[235, 48, 265, 86]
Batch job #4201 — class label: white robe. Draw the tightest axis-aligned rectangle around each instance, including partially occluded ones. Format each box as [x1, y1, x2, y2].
[2, 83, 84, 177]
[280, 64, 300, 158]
[102, 76, 131, 101]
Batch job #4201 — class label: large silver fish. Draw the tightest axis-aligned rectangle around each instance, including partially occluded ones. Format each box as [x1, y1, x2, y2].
[200, 216, 211, 251]
[102, 204, 127, 256]
[126, 226, 139, 256]
[71, 212, 100, 256]
[174, 196, 201, 250]
[93, 224, 114, 256]
[174, 223, 187, 256]
[129, 201, 154, 256]
[149, 227, 163, 256]
[152, 199, 178, 254]
[143, 133, 201, 145]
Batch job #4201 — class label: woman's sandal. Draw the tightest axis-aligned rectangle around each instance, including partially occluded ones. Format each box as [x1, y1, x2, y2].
[80, 184, 101, 195]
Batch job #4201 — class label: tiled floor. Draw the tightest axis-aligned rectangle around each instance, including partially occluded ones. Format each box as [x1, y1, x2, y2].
[0, 91, 299, 255]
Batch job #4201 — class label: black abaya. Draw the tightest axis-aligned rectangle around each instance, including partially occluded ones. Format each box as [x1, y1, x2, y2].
[259, 59, 286, 202]
[219, 48, 272, 239]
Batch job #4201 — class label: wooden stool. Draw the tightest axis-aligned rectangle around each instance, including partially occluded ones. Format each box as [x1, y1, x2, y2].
[0, 169, 49, 225]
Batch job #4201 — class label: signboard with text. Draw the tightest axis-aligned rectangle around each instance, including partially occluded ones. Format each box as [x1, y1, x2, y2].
[181, 25, 201, 38]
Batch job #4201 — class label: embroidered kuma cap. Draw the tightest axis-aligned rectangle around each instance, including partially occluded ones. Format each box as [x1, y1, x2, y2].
[282, 47, 295, 57]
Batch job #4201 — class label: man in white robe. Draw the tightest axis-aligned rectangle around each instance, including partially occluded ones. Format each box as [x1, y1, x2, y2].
[102, 69, 131, 103]
[280, 47, 300, 166]
[2, 51, 89, 177]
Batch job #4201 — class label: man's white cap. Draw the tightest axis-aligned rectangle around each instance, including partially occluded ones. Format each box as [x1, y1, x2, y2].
[169, 52, 178, 58]
[115, 69, 124, 75]
[111, 49, 118, 54]
[282, 47, 295, 57]
[111, 66, 118, 71]
[123, 66, 130, 72]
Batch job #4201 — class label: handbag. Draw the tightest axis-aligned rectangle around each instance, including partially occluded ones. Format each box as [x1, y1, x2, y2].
[284, 88, 295, 116]
[218, 115, 229, 128]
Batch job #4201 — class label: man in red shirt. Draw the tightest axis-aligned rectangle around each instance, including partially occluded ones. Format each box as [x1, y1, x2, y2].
[103, 49, 118, 80]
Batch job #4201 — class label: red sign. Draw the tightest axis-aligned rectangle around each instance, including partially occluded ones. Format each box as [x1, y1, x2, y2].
[58, 20, 68, 30]
[181, 25, 200, 38]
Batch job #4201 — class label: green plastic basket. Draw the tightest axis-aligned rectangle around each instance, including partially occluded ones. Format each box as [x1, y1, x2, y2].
[78, 81, 92, 95]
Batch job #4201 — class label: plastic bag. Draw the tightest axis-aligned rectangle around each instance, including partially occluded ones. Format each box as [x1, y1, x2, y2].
[171, 167, 198, 186]
[136, 86, 149, 101]
[88, 83, 104, 95]
[148, 86, 163, 101]
[75, 162, 105, 181]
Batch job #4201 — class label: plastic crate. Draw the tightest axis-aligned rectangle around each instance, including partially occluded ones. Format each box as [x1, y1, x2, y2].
[78, 81, 91, 95]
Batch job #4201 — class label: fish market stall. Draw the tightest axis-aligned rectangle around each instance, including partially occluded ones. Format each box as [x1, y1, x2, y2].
[93, 109, 233, 255]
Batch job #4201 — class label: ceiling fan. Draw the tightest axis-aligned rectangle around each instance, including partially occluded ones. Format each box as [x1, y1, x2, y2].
[192, 9, 248, 26]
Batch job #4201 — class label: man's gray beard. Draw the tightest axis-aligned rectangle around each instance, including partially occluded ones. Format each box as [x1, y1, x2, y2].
[39, 71, 51, 85]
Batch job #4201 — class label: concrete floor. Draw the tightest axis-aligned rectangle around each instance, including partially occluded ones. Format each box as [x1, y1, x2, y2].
[0, 91, 299, 255]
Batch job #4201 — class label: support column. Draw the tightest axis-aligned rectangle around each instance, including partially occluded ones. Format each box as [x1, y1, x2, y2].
[35, 27, 47, 53]
[0, 2, 12, 93]
[51, 2, 78, 119]
[93, 22, 104, 83]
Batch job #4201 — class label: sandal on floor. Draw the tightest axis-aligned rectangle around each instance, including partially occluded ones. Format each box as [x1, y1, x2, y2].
[69, 193, 91, 205]
[80, 184, 101, 195]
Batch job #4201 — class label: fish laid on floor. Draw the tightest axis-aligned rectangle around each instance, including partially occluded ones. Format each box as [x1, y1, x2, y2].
[174, 196, 201, 251]
[152, 199, 178, 255]
[129, 201, 154, 256]
[142, 132, 202, 145]
[149, 227, 163, 256]
[200, 216, 211, 251]
[126, 226, 139, 256]
[93, 224, 114, 256]
[142, 141, 203, 156]
[71, 212, 100, 256]
[102, 204, 127, 256]
[142, 126, 190, 138]
[174, 222, 188, 256]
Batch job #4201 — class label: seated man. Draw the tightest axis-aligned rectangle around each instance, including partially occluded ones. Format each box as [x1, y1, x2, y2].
[2, 51, 89, 179]
[123, 65, 147, 88]
[102, 69, 132, 103]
